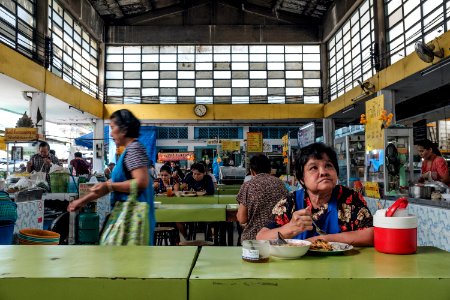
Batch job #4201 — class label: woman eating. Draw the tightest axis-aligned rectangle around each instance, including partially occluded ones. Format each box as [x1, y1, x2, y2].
[257, 143, 373, 246]
[154, 165, 180, 194]
[416, 139, 450, 184]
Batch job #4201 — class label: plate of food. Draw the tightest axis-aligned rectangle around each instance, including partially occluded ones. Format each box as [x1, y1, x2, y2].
[308, 239, 353, 255]
[180, 191, 197, 197]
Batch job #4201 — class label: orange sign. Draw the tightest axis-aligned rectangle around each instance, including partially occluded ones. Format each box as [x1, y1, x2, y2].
[158, 152, 195, 162]
[5, 128, 38, 142]
[247, 132, 263, 153]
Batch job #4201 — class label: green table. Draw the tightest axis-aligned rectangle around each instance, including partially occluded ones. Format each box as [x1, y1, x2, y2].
[0, 245, 197, 300]
[190, 247, 450, 300]
[155, 195, 236, 205]
[155, 204, 227, 222]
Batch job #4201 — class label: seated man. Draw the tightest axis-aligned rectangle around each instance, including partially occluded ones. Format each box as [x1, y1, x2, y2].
[182, 162, 215, 195]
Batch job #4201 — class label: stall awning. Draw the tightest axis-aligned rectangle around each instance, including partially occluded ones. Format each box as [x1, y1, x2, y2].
[74, 126, 110, 149]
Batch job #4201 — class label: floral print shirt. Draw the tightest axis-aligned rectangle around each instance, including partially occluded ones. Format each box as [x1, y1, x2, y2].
[266, 185, 373, 232]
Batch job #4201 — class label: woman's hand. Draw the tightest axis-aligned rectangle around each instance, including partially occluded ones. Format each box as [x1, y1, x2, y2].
[286, 207, 313, 236]
[90, 182, 108, 196]
[67, 198, 86, 212]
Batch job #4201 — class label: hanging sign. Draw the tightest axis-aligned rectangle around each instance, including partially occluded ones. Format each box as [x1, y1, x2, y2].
[0, 136, 6, 151]
[297, 122, 315, 148]
[222, 140, 240, 152]
[263, 141, 272, 152]
[5, 128, 38, 142]
[247, 132, 263, 153]
[158, 152, 195, 162]
[364, 182, 381, 199]
[365, 95, 385, 151]
[207, 139, 221, 145]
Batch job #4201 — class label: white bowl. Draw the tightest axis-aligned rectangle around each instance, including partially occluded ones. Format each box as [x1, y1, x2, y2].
[269, 239, 311, 259]
[441, 194, 450, 201]
[154, 201, 161, 209]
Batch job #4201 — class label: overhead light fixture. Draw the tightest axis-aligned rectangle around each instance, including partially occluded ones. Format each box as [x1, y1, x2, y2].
[342, 105, 356, 114]
[420, 57, 450, 76]
[68, 105, 84, 114]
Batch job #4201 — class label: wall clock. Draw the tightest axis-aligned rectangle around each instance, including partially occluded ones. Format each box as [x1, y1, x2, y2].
[194, 104, 207, 117]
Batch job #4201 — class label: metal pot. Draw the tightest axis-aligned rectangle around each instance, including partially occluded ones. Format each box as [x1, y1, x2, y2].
[424, 182, 448, 193]
[409, 186, 433, 199]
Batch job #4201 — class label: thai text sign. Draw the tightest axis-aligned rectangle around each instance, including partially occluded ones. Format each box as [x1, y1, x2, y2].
[297, 122, 315, 148]
[0, 136, 6, 151]
[247, 132, 263, 152]
[364, 182, 381, 199]
[5, 128, 38, 142]
[365, 95, 385, 151]
[158, 152, 195, 162]
[222, 140, 240, 152]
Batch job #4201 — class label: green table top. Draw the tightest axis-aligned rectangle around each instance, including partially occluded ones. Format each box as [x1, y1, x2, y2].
[190, 246, 450, 300]
[155, 204, 227, 222]
[155, 195, 236, 205]
[0, 245, 197, 300]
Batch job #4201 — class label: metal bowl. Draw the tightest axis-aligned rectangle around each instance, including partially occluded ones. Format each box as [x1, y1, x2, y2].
[409, 185, 433, 199]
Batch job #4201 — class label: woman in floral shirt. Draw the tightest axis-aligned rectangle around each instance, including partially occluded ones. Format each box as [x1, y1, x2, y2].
[257, 143, 373, 246]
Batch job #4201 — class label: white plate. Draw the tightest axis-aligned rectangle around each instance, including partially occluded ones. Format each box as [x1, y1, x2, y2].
[308, 242, 353, 255]
[180, 193, 197, 197]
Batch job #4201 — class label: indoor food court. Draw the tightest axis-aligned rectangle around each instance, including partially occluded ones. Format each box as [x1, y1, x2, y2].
[0, 0, 449, 299]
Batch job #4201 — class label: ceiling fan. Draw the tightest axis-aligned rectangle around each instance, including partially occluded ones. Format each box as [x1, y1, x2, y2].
[415, 41, 444, 63]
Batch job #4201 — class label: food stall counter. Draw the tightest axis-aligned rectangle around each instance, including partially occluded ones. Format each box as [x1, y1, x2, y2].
[190, 246, 450, 300]
[0, 245, 197, 300]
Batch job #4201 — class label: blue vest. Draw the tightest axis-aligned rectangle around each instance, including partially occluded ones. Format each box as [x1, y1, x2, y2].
[293, 187, 341, 239]
[111, 149, 155, 245]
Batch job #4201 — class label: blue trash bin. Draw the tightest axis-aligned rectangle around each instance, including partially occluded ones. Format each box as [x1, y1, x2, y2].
[0, 221, 15, 245]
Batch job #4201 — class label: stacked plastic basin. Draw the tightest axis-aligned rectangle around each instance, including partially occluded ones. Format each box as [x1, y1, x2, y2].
[18, 228, 60, 245]
[0, 191, 17, 245]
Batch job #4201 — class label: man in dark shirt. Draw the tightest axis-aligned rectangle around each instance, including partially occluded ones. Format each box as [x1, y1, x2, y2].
[182, 162, 215, 195]
[70, 152, 91, 176]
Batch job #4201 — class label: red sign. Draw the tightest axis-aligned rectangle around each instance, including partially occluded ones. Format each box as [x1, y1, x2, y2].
[158, 152, 195, 162]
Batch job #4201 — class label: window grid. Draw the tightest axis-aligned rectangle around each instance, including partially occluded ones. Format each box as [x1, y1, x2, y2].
[105, 45, 321, 104]
[249, 127, 298, 139]
[196, 127, 241, 139]
[327, 0, 375, 101]
[157, 127, 188, 139]
[385, 0, 450, 65]
[0, 0, 38, 60]
[48, 0, 99, 98]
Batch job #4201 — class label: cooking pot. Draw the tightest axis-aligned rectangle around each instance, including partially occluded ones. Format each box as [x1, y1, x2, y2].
[424, 181, 448, 193]
[409, 185, 433, 199]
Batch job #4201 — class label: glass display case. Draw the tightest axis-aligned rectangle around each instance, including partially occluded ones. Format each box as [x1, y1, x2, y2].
[334, 134, 365, 187]
[364, 128, 413, 196]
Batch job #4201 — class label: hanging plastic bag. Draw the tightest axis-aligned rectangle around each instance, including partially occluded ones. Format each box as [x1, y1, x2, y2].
[99, 180, 149, 246]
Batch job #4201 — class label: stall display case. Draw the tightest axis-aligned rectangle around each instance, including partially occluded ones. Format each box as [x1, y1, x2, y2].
[334, 134, 365, 187]
[364, 128, 413, 196]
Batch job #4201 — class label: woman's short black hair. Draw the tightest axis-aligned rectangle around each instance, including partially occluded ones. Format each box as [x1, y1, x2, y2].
[74, 152, 82, 158]
[160, 165, 172, 174]
[249, 154, 271, 174]
[295, 142, 339, 184]
[191, 162, 205, 173]
[110, 109, 141, 138]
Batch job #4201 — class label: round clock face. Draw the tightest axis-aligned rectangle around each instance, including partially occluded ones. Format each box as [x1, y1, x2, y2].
[194, 104, 207, 117]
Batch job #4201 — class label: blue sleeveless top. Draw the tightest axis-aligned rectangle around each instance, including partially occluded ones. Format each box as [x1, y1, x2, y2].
[293, 187, 341, 240]
[111, 149, 155, 245]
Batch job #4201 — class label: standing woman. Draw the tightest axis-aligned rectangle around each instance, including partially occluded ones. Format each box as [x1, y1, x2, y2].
[416, 139, 450, 184]
[68, 109, 155, 244]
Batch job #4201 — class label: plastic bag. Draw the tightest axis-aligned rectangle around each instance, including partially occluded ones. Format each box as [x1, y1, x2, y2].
[100, 180, 149, 246]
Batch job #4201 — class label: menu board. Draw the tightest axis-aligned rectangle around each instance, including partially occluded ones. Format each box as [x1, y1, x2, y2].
[413, 119, 427, 144]
[365, 95, 385, 151]
[222, 140, 240, 152]
[364, 182, 381, 199]
[297, 122, 315, 148]
[247, 132, 263, 153]
[158, 152, 195, 161]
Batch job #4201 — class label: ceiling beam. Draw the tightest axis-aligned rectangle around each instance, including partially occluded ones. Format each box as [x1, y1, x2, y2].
[116, 0, 210, 25]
